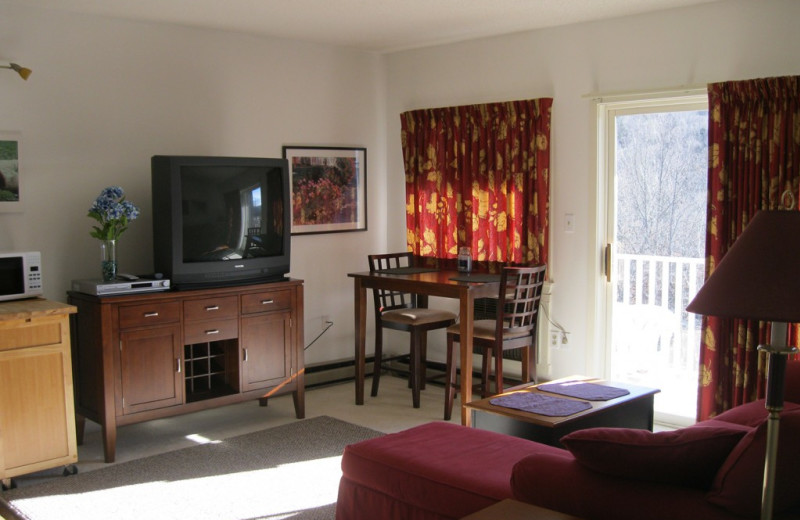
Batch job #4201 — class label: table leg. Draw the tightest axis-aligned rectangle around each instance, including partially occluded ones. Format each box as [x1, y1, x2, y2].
[354, 277, 367, 405]
[459, 293, 475, 426]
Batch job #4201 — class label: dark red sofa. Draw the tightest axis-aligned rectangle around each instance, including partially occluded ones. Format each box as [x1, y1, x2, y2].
[336, 363, 800, 520]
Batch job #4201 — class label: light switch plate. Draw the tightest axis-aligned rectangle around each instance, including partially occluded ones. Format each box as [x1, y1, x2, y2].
[565, 213, 575, 233]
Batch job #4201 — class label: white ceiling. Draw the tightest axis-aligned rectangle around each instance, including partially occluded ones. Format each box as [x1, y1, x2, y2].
[11, 0, 725, 53]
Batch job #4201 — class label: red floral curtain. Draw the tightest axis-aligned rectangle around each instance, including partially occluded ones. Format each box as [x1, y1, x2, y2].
[698, 76, 800, 420]
[400, 99, 551, 269]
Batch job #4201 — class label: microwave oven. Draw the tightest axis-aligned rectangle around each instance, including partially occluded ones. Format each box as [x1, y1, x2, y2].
[0, 251, 43, 302]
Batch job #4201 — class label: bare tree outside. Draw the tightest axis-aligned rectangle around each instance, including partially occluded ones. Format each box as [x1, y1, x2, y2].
[615, 110, 708, 258]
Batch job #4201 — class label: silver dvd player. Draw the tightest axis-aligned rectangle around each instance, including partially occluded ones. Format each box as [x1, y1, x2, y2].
[72, 278, 171, 296]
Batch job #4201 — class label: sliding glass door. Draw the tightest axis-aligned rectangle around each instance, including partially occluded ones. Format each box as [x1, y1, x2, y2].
[598, 94, 708, 426]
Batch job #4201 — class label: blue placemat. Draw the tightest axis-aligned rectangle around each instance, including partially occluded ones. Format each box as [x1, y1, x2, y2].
[490, 392, 592, 417]
[449, 273, 502, 283]
[538, 381, 630, 401]
[374, 267, 439, 274]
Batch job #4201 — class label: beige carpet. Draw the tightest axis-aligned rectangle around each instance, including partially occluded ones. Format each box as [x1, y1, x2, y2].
[0, 416, 382, 520]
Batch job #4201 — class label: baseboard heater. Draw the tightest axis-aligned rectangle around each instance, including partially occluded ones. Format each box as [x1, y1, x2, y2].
[304, 356, 376, 389]
[304, 355, 523, 389]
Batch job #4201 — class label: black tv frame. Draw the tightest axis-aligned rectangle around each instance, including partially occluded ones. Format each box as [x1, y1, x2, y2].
[151, 155, 291, 290]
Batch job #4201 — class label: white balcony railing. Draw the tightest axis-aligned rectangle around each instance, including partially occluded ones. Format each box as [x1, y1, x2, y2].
[611, 253, 705, 422]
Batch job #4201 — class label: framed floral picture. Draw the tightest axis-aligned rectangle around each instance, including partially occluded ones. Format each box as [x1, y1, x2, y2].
[0, 131, 22, 212]
[282, 146, 367, 235]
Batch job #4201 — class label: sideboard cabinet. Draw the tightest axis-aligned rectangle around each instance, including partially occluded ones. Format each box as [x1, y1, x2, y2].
[68, 279, 304, 462]
[0, 298, 78, 488]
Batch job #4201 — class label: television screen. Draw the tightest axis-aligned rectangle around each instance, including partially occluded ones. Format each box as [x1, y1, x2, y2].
[180, 165, 285, 262]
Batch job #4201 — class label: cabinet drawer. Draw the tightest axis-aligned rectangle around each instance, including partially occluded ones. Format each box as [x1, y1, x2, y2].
[118, 301, 181, 329]
[241, 290, 291, 315]
[0, 318, 63, 351]
[184, 318, 239, 344]
[183, 296, 238, 322]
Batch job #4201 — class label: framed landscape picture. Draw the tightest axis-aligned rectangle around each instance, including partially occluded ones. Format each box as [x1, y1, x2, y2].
[0, 132, 22, 212]
[283, 146, 367, 235]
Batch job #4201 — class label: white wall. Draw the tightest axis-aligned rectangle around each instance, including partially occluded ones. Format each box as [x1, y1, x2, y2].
[0, 3, 386, 365]
[3, 0, 800, 374]
[384, 0, 800, 379]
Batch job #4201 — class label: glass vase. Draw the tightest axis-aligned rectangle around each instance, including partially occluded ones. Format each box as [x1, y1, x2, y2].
[100, 239, 117, 281]
[457, 246, 472, 273]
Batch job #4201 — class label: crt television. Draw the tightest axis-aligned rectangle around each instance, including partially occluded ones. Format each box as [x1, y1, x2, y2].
[151, 155, 291, 289]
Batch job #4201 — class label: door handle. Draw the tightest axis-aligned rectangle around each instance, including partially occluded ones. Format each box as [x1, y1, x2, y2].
[604, 243, 612, 283]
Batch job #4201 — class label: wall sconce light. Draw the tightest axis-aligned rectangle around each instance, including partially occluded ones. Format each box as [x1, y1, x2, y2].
[1, 63, 32, 80]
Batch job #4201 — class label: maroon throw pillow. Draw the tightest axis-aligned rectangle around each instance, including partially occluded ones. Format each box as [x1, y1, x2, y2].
[710, 399, 800, 428]
[561, 424, 750, 489]
[707, 409, 800, 516]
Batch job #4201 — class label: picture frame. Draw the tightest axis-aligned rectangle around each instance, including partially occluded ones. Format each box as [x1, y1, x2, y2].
[282, 146, 367, 235]
[0, 131, 23, 213]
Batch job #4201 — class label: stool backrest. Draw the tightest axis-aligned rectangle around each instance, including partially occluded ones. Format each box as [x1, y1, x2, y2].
[496, 265, 547, 340]
[368, 252, 417, 313]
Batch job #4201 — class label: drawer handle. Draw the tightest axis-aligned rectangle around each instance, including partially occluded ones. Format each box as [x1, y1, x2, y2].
[205, 305, 220, 311]
[144, 312, 159, 318]
[205, 329, 220, 335]
[260, 299, 274, 305]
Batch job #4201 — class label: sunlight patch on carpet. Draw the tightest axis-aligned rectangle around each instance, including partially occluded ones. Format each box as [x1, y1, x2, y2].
[13, 455, 342, 519]
[184, 433, 223, 445]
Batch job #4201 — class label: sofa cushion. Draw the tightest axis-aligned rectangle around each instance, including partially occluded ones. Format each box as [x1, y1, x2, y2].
[560, 423, 750, 489]
[709, 399, 800, 427]
[512, 452, 743, 520]
[707, 408, 800, 516]
[339, 421, 566, 519]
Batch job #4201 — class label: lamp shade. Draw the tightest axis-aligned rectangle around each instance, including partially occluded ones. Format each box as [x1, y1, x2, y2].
[686, 210, 800, 323]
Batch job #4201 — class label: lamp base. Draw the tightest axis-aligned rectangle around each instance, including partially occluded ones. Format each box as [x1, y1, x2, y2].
[757, 335, 798, 520]
[759, 343, 799, 411]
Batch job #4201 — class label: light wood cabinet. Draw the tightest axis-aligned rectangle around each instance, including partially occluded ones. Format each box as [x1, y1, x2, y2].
[68, 279, 304, 463]
[0, 298, 78, 488]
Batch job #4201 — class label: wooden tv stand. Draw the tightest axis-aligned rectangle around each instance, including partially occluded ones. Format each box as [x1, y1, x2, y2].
[68, 279, 304, 462]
